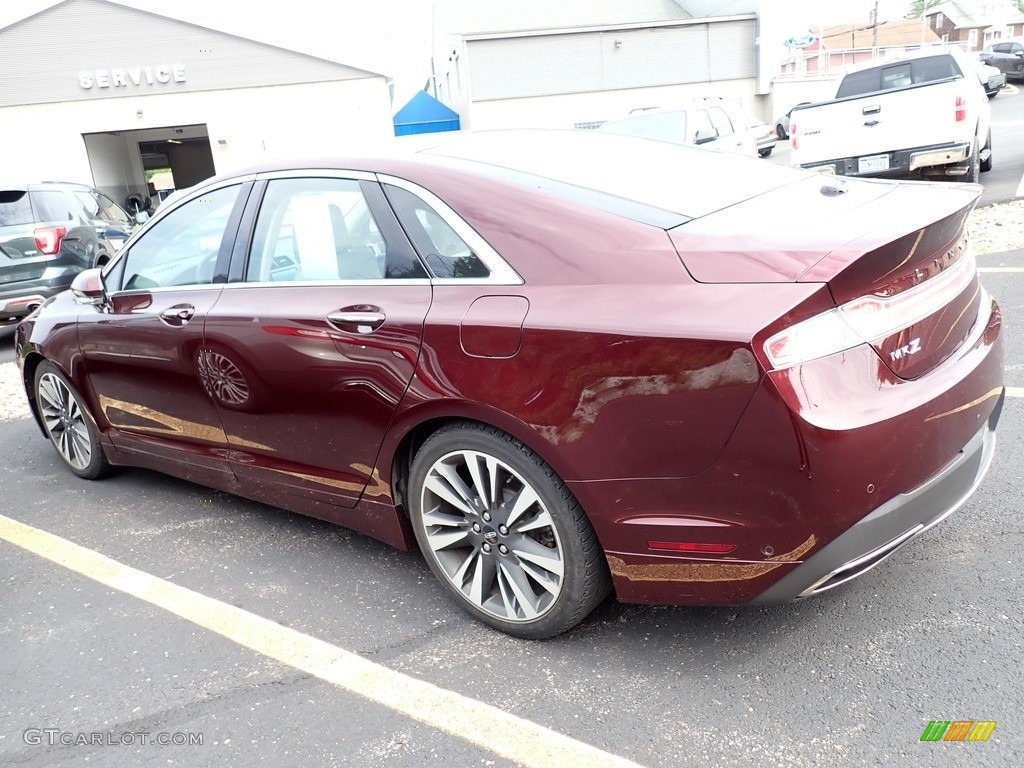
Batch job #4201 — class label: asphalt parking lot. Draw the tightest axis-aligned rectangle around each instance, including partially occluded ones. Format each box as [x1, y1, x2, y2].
[3, 151, 1024, 767]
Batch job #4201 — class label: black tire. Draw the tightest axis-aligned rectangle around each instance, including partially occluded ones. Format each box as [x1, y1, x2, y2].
[964, 136, 980, 184]
[34, 360, 111, 480]
[408, 422, 611, 639]
[980, 131, 993, 173]
[776, 123, 787, 140]
[759, 147, 773, 158]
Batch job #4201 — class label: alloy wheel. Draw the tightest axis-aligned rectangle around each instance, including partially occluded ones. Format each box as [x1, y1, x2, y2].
[420, 449, 565, 622]
[37, 371, 93, 470]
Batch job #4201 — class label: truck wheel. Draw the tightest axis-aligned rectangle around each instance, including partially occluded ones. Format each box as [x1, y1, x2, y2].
[980, 131, 993, 173]
[964, 136, 980, 184]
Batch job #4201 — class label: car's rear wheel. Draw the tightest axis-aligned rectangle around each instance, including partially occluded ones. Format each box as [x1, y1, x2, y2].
[776, 123, 787, 140]
[408, 423, 611, 638]
[34, 361, 110, 479]
[759, 147, 773, 158]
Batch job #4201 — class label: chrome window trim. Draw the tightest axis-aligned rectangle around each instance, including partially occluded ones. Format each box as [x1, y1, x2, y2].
[221, 278, 434, 290]
[101, 175, 256, 281]
[376, 173, 524, 286]
[255, 169, 377, 182]
[107, 283, 226, 298]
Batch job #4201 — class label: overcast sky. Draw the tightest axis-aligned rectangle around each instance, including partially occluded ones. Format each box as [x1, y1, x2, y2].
[1, 0, 918, 107]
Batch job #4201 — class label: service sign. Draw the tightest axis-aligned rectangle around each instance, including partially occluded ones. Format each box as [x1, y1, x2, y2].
[79, 65, 186, 90]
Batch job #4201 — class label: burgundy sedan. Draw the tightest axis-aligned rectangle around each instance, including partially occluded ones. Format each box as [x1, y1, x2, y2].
[16, 131, 1003, 638]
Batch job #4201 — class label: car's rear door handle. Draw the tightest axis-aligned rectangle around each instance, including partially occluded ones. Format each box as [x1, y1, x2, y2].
[159, 304, 195, 326]
[862, 104, 881, 115]
[327, 307, 386, 334]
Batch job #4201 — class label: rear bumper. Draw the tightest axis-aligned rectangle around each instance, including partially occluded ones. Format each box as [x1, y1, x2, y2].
[749, 392, 1002, 603]
[0, 280, 74, 325]
[801, 141, 972, 178]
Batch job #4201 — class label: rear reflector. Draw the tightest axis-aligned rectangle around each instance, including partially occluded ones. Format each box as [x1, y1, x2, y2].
[764, 246, 977, 369]
[648, 541, 736, 554]
[34, 226, 67, 255]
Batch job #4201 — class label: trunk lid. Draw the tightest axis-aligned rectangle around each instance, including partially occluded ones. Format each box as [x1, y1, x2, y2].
[670, 176, 982, 379]
[1, 189, 51, 284]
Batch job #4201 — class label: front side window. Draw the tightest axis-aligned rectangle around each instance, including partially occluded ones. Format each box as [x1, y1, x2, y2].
[245, 177, 426, 282]
[385, 185, 489, 279]
[707, 107, 735, 137]
[689, 109, 715, 140]
[119, 184, 241, 291]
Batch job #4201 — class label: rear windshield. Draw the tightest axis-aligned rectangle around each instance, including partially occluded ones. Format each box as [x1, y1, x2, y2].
[836, 55, 962, 98]
[0, 190, 33, 226]
[423, 129, 808, 220]
[601, 111, 688, 142]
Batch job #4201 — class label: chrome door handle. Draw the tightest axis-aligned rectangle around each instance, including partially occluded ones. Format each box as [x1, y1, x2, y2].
[159, 305, 195, 325]
[327, 309, 386, 334]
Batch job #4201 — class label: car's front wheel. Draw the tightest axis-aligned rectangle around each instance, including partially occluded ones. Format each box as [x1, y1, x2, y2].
[408, 423, 611, 638]
[34, 360, 110, 479]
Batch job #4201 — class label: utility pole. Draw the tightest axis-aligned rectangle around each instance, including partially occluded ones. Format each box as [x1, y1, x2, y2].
[872, 0, 879, 48]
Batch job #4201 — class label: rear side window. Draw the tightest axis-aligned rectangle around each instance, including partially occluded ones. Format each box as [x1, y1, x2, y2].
[0, 190, 33, 226]
[385, 185, 489, 279]
[31, 190, 76, 223]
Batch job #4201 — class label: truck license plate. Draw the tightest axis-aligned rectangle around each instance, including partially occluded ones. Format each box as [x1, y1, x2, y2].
[858, 154, 890, 173]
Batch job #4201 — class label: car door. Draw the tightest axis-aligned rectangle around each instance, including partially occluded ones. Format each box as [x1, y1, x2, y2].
[203, 172, 432, 508]
[76, 180, 249, 483]
[707, 106, 752, 155]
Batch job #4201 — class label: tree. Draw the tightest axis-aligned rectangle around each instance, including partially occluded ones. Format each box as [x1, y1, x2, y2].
[909, 0, 942, 18]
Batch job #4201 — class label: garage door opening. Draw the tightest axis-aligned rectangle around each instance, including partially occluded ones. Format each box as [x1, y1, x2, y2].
[82, 124, 215, 217]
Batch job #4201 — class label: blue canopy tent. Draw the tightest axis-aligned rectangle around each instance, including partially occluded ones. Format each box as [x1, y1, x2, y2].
[393, 91, 461, 136]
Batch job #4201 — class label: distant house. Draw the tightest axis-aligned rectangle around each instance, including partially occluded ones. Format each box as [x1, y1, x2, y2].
[924, 1, 1024, 51]
[781, 20, 942, 76]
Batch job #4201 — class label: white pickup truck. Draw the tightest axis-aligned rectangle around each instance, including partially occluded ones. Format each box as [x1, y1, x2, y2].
[789, 48, 992, 182]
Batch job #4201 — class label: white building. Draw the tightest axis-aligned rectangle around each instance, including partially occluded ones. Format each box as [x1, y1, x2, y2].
[430, 0, 797, 129]
[0, 0, 393, 207]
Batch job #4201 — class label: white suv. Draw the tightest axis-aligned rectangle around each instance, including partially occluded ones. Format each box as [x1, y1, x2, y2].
[598, 98, 757, 156]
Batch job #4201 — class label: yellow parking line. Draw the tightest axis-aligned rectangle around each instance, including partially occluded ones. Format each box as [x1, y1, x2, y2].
[0, 514, 645, 768]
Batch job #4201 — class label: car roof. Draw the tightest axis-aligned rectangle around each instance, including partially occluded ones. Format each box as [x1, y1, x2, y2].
[196, 129, 810, 223]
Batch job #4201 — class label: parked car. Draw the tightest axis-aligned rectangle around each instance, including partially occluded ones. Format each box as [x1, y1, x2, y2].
[977, 60, 1007, 97]
[747, 118, 777, 157]
[16, 130, 1003, 638]
[979, 38, 1024, 80]
[1, 182, 135, 326]
[599, 98, 757, 156]
[790, 48, 991, 181]
[774, 102, 810, 140]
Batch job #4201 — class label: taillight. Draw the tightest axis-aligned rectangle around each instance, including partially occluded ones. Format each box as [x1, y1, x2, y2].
[955, 94, 967, 122]
[764, 250, 978, 369]
[34, 226, 67, 255]
[790, 123, 798, 150]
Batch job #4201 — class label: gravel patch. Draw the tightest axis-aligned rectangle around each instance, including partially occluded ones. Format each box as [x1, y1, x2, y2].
[969, 198, 1024, 255]
[0, 362, 31, 421]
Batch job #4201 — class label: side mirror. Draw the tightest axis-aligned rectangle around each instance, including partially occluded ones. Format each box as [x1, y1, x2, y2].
[71, 268, 106, 306]
[694, 128, 719, 145]
[133, 210, 150, 225]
